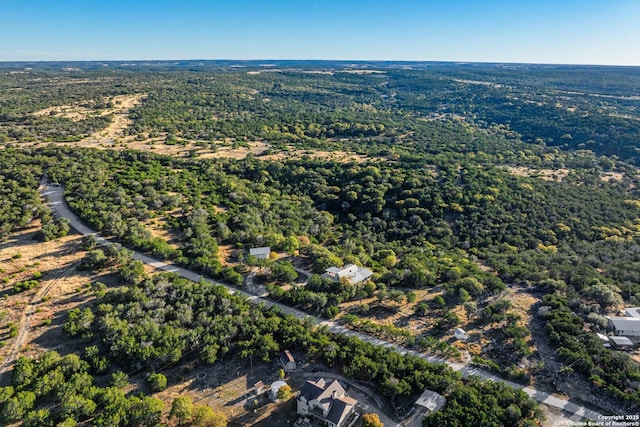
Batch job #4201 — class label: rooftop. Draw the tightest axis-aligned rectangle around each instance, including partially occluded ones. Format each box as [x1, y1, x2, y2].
[281, 350, 295, 363]
[249, 246, 271, 256]
[298, 378, 355, 426]
[625, 307, 640, 318]
[415, 389, 446, 412]
[323, 264, 373, 284]
[610, 336, 634, 346]
[608, 317, 640, 331]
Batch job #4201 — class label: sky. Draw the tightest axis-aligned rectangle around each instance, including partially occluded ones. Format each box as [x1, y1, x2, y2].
[1, 0, 639, 65]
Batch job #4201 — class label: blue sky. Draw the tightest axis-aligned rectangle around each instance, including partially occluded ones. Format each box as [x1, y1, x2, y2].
[1, 0, 639, 65]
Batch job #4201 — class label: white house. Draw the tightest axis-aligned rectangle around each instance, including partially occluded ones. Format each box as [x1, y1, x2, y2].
[607, 317, 640, 337]
[322, 264, 373, 285]
[415, 389, 446, 412]
[249, 247, 271, 260]
[297, 378, 357, 427]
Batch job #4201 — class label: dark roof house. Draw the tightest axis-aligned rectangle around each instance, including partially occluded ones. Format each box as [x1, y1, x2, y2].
[297, 378, 357, 427]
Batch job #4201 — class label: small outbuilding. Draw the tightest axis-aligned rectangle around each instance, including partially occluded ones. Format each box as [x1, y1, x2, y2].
[610, 336, 634, 348]
[249, 247, 271, 260]
[454, 328, 468, 341]
[280, 350, 296, 372]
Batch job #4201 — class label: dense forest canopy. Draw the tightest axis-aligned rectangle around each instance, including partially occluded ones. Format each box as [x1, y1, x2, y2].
[2, 61, 640, 425]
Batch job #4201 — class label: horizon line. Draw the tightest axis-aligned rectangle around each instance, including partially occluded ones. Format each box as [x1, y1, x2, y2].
[0, 58, 639, 68]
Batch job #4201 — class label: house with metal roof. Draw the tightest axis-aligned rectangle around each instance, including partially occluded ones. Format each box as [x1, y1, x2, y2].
[610, 336, 634, 348]
[296, 378, 357, 427]
[607, 316, 640, 337]
[624, 307, 640, 318]
[322, 264, 373, 285]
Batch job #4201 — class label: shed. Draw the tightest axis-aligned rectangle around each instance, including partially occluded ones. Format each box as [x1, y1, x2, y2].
[249, 247, 271, 260]
[624, 307, 640, 318]
[610, 336, 634, 347]
[280, 350, 297, 372]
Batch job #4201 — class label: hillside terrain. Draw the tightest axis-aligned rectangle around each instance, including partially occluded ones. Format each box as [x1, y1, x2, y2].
[1, 61, 640, 426]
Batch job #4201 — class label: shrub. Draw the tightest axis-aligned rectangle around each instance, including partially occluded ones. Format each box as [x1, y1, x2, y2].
[148, 373, 167, 392]
[13, 280, 39, 293]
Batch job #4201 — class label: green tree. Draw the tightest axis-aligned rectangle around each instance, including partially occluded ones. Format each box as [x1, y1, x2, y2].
[127, 396, 164, 427]
[23, 409, 52, 427]
[117, 259, 146, 284]
[79, 249, 107, 271]
[192, 405, 227, 427]
[147, 373, 167, 392]
[170, 396, 194, 425]
[271, 262, 298, 283]
[111, 371, 129, 388]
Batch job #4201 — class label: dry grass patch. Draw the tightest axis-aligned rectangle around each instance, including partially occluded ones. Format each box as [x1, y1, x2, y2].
[32, 104, 99, 122]
[504, 166, 570, 182]
[141, 211, 182, 248]
[601, 171, 625, 182]
[218, 245, 238, 267]
[0, 224, 95, 372]
[199, 140, 271, 159]
[261, 148, 370, 163]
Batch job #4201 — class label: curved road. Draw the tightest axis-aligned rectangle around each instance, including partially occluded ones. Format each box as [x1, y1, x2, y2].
[43, 185, 604, 422]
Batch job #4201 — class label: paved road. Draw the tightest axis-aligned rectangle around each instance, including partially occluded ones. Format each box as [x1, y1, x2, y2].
[43, 185, 605, 422]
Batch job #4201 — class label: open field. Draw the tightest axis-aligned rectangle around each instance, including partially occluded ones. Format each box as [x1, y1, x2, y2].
[0, 225, 95, 376]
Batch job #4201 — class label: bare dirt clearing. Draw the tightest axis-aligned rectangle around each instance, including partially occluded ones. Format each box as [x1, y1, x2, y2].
[82, 94, 146, 142]
[33, 136, 371, 163]
[32, 94, 144, 128]
[156, 355, 318, 426]
[260, 147, 370, 163]
[0, 225, 95, 376]
[505, 165, 627, 183]
[141, 210, 182, 248]
[504, 166, 570, 182]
